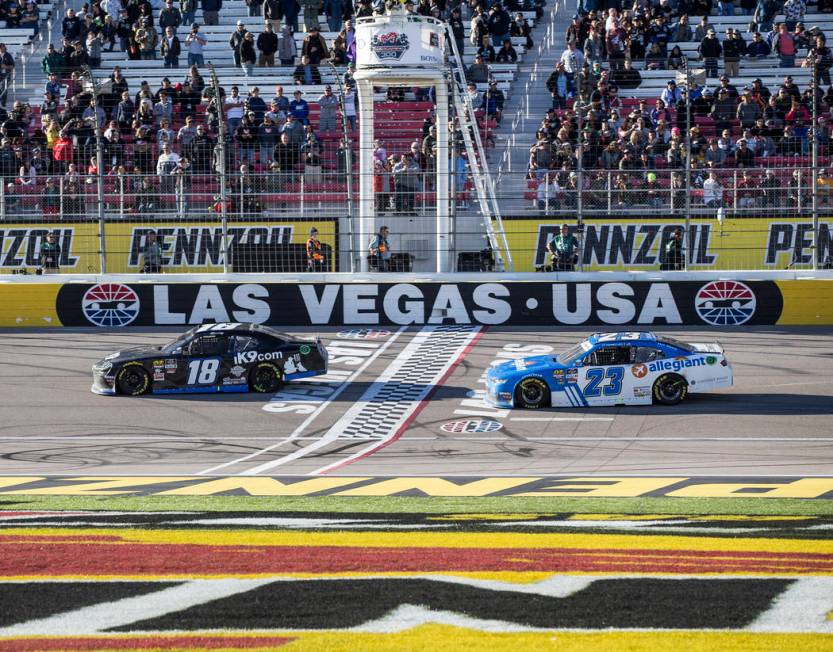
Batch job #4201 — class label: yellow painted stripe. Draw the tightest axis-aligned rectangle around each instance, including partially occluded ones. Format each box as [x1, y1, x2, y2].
[3, 527, 833, 555]
[776, 280, 833, 325]
[0, 284, 61, 327]
[5, 628, 830, 652]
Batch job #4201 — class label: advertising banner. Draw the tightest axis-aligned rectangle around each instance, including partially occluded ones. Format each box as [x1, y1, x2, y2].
[55, 280, 790, 327]
[0, 222, 100, 274]
[501, 218, 833, 272]
[0, 219, 338, 275]
[355, 15, 445, 68]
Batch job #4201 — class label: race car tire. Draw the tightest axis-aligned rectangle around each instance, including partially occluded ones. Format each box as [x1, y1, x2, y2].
[514, 377, 550, 409]
[653, 373, 688, 406]
[116, 366, 151, 396]
[250, 363, 282, 393]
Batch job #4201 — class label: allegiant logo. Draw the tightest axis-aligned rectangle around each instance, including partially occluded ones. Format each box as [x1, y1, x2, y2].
[648, 357, 706, 373]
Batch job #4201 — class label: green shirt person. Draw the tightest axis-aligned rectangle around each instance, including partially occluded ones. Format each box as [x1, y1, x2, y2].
[547, 224, 579, 270]
[40, 231, 61, 273]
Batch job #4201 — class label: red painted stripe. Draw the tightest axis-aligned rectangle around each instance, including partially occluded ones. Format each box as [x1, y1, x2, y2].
[320, 326, 487, 474]
[0, 635, 295, 650]
[3, 543, 832, 575]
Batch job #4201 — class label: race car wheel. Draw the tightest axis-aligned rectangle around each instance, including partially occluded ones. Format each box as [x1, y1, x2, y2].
[653, 373, 688, 406]
[515, 377, 550, 409]
[116, 366, 150, 396]
[250, 363, 282, 393]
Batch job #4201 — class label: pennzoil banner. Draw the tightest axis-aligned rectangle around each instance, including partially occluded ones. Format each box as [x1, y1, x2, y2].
[0, 219, 338, 274]
[499, 217, 833, 272]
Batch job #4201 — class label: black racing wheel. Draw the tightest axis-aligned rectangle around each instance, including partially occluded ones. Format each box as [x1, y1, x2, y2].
[250, 363, 282, 393]
[116, 366, 151, 396]
[653, 373, 688, 406]
[514, 377, 550, 409]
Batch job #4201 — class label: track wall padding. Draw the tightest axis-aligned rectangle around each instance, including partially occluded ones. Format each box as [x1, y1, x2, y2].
[2, 279, 832, 327]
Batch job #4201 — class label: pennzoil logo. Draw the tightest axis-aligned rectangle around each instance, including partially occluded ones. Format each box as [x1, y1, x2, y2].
[371, 31, 409, 60]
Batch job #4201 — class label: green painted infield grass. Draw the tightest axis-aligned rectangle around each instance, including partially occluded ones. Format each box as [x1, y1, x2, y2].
[2, 495, 833, 516]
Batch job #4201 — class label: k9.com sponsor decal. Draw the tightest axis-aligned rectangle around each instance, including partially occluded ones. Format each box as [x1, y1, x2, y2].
[55, 281, 784, 327]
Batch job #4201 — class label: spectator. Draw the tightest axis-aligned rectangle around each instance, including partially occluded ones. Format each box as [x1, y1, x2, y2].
[448, 8, 466, 57]
[318, 85, 338, 132]
[722, 28, 746, 78]
[185, 23, 206, 67]
[667, 45, 684, 70]
[661, 80, 682, 106]
[294, 55, 321, 85]
[42, 44, 65, 76]
[0, 44, 13, 106]
[257, 23, 278, 66]
[236, 112, 258, 162]
[278, 25, 297, 65]
[698, 28, 722, 78]
[201, 0, 222, 25]
[761, 168, 780, 206]
[40, 231, 61, 273]
[735, 138, 756, 166]
[775, 23, 797, 67]
[703, 170, 723, 207]
[660, 228, 684, 270]
[611, 58, 642, 89]
[180, 0, 197, 26]
[605, 19, 628, 69]
[368, 225, 392, 271]
[783, 0, 807, 30]
[467, 54, 489, 83]
[282, 113, 304, 145]
[705, 138, 727, 166]
[711, 87, 736, 133]
[246, 0, 264, 17]
[247, 86, 267, 121]
[546, 61, 572, 109]
[561, 40, 584, 79]
[159, 0, 183, 33]
[807, 34, 833, 86]
[477, 34, 496, 62]
[240, 32, 257, 75]
[300, 0, 322, 32]
[747, 30, 771, 58]
[488, 3, 511, 47]
[302, 25, 329, 64]
[646, 43, 666, 69]
[161, 26, 182, 68]
[737, 92, 762, 128]
[324, 0, 343, 32]
[62, 8, 82, 41]
[225, 85, 245, 133]
[547, 223, 579, 271]
[271, 132, 298, 187]
[671, 15, 692, 42]
[157, 142, 181, 195]
[481, 80, 505, 121]
[141, 231, 163, 273]
[229, 20, 248, 68]
[495, 38, 518, 63]
[583, 25, 604, 65]
[259, 115, 279, 164]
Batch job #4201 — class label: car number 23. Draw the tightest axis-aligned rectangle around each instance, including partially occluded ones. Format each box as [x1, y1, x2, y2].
[583, 367, 624, 397]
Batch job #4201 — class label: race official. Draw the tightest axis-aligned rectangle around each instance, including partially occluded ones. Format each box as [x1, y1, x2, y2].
[40, 231, 61, 273]
[661, 227, 685, 270]
[369, 225, 391, 271]
[306, 227, 326, 272]
[547, 223, 579, 271]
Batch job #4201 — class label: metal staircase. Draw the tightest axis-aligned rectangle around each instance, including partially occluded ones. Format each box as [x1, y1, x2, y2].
[446, 27, 513, 272]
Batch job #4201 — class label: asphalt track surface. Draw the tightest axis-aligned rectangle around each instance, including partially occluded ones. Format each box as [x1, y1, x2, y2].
[1, 326, 832, 477]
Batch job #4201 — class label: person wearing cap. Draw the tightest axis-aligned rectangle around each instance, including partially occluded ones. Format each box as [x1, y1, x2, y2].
[807, 34, 833, 86]
[449, 6, 465, 56]
[301, 25, 329, 65]
[293, 54, 321, 85]
[306, 228, 326, 272]
[487, 2, 511, 48]
[160, 0, 183, 33]
[317, 85, 338, 133]
[660, 228, 684, 271]
[141, 231, 163, 274]
[40, 231, 61, 274]
[229, 20, 248, 68]
[722, 28, 745, 78]
[185, 23, 206, 67]
[257, 22, 278, 67]
[661, 79, 682, 106]
[698, 27, 722, 78]
[200, 0, 222, 25]
[546, 224, 579, 272]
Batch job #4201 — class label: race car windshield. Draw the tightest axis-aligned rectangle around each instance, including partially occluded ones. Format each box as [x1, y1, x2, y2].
[556, 342, 589, 365]
[162, 327, 200, 353]
[655, 335, 695, 352]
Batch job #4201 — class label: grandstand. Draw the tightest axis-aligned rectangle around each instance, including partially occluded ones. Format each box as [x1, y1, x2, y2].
[0, 0, 830, 273]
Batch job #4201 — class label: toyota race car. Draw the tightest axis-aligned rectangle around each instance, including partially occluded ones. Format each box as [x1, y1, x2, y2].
[485, 332, 732, 409]
[92, 322, 328, 395]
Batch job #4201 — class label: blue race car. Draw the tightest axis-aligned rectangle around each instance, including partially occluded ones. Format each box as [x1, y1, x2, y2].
[485, 332, 732, 409]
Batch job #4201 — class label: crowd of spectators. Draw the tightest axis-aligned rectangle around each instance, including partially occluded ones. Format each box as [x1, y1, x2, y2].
[530, 1, 833, 211]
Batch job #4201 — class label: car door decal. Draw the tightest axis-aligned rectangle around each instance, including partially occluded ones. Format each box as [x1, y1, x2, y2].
[186, 358, 221, 385]
[583, 367, 624, 398]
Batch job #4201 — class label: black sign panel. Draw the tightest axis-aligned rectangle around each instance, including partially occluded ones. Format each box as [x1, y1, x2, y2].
[55, 280, 784, 327]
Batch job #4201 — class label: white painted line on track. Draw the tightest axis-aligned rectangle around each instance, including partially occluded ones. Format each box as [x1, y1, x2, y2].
[748, 577, 833, 633]
[509, 417, 615, 422]
[196, 327, 407, 475]
[1, 436, 833, 442]
[242, 326, 481, 476]
[309, 327, 483, 476]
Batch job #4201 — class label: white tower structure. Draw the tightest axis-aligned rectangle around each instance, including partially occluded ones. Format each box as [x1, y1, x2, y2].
[354, 7, 450, 273]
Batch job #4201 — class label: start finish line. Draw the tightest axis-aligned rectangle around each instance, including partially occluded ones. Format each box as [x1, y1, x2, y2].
[1, 476, 833, 498]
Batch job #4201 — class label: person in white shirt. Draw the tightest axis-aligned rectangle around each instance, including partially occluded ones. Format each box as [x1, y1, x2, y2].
[703, 170, 723, 208]
[156, 143, 181, 195]
[560, 41, 584, 75]
[224, 86, 245, 134]
[185, 23, 206, 67]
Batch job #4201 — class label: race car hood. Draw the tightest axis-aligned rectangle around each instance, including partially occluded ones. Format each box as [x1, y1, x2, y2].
[491, 355, 561, 376]
[99, 345, 163, 364]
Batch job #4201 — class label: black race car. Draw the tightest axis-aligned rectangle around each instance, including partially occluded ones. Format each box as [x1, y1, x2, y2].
[91, 322, 328, 396]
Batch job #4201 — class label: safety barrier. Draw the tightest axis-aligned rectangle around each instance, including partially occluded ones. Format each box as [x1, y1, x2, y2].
[2, 273, 832, 327]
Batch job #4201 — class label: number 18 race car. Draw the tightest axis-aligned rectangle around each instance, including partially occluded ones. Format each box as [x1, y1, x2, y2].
[485, 332, 732, 409]
[92, 323, 328, 396]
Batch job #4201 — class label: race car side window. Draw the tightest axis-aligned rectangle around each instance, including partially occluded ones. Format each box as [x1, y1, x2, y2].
[231, 335, 260, 353]
[587, 345, 634, 366]
[634, 346, 666, 363]
[188, 334, 229, 357]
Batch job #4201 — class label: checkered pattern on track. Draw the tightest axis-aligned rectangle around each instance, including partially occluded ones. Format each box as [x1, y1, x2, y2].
[334, 326, 480, 440]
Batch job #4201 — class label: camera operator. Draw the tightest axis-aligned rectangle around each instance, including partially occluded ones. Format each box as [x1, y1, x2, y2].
[546, 223, 579, 271]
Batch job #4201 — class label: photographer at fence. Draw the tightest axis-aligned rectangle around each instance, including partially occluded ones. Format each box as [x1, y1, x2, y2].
[546, 223, 579, 272]
[660, 228, 685, 271]
[306, 227, 326, 272]
[368, 225, 392, 272]
[40, 231, 61, 274]
[142, 231, 163, 274]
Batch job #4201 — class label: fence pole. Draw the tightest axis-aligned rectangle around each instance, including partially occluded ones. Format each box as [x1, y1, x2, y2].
[683, 56, 692, 271]
[209, 64, 229, 274]
[575, 58, 584, 272]
[812, 58, 819, 271]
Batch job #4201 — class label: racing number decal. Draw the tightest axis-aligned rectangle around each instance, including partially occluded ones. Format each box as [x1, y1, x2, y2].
[187, 359, 220, 385]
[583, 367, 624, 397]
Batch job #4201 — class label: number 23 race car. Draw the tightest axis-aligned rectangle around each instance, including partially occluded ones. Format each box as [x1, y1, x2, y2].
[485, 332, 732, 409]
[92, 323, 328, 395]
